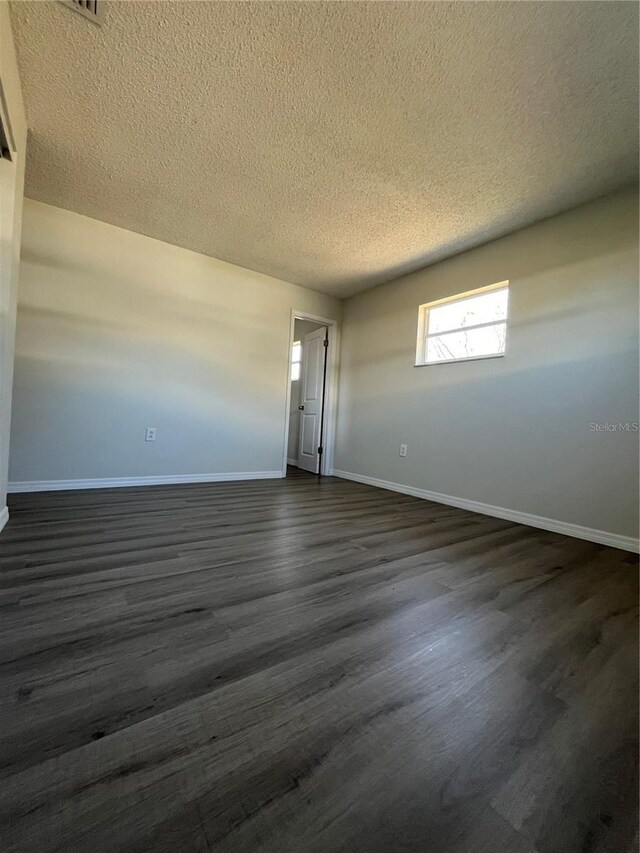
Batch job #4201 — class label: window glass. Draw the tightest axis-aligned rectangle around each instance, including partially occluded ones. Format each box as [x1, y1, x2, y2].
[428, 288, 508, 335]
[416, 283, 509, 365]
[425, 323, 507, 363]
[291, 341, 302, 380]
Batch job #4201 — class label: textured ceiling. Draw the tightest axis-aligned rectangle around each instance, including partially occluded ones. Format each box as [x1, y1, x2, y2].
[9, 1, 639, 297]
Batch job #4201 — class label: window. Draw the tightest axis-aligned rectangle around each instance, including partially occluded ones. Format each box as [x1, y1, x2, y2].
[415, 281, 509, 365]
[291, 340, 302, 381]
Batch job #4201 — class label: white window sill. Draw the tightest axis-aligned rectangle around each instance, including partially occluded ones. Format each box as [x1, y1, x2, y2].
[414, 352, 505, 367]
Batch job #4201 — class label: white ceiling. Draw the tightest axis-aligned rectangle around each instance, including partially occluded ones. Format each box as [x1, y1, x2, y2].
[9, 1, 639, 298]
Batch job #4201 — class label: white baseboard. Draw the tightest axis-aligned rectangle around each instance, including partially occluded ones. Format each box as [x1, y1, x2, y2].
[330, 469, 639, 554]
[287, 458, 298, 467]
[0, 506, 8, 533]
[8, 470, 283, 493]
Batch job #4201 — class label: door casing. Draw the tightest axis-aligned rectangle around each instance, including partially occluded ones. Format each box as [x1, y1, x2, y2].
[296, 326, 328, 474]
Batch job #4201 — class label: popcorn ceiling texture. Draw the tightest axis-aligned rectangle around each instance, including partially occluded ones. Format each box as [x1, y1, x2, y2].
[9, 0, 639, 297]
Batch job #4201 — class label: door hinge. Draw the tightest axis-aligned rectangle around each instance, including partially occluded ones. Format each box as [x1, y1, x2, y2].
[318, 446, 323, 455]
[323, 339, 329, 348]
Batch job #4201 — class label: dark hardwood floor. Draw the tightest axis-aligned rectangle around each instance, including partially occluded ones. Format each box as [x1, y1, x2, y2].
[0, 469, 637, 853]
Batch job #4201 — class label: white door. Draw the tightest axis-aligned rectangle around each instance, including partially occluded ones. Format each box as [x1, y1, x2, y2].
[297, 326, 327, 473]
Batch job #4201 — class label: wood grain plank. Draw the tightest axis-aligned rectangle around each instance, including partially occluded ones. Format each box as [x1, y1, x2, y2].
[0, 469, 636, 852]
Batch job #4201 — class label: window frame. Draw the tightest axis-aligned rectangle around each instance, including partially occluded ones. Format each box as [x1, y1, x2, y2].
[415, 280, 509, 367]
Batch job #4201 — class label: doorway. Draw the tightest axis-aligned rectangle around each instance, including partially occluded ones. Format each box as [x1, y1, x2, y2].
[283, 311, 339, 477]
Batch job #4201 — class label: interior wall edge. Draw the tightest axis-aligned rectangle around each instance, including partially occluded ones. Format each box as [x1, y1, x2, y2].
[0, 3, 28, 516]
[9, 199, 341, 483]
[333, 189, 639, 541]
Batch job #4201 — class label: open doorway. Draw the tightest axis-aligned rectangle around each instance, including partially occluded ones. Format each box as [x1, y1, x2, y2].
[283, 311, 339, 477]
[287, 319, 326, 474]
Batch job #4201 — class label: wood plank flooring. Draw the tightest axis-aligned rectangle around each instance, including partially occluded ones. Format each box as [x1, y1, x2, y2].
[0, 469, 637, 852]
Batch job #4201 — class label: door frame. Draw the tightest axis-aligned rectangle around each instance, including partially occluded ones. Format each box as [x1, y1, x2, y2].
[281, 309, 340, 477]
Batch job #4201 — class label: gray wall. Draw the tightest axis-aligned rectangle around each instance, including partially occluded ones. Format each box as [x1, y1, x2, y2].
[334, 188, 639, 541]
[0, 6, 27, 525]
[287, 319, 325, 463]
[9, 200, 340, 484]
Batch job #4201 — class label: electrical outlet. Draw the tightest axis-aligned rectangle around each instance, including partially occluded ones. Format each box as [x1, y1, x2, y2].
[145, 427, 157, 442]
[399, 444, 407, 457]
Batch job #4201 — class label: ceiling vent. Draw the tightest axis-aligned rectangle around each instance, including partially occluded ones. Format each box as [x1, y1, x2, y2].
[61, 1, 103, 24]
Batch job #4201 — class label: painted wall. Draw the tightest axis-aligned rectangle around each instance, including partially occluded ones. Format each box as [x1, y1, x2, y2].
[287, 319, 325, 464]
[334, 188, 639, 544]
[0, 6, 27, 529]
[9, 200, 340, 486]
